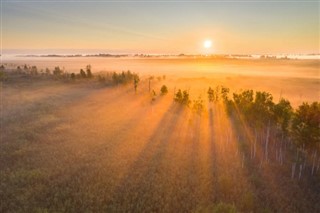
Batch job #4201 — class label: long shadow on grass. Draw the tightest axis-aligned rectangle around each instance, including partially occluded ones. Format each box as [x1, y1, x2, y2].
[208, 107, 219, 202]
[226, 108, 310, 212]
[105, 103, 186, 212]
[0, 85, 150, 212]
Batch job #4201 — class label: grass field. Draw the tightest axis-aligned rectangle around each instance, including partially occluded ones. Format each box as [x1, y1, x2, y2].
[1, 62, 319, 212]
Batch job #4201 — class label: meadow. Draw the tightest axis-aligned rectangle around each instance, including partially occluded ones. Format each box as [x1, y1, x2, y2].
[0, 57, 319, 212]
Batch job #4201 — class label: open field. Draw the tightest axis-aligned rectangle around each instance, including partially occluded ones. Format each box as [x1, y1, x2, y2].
[0, 58, 319, 212]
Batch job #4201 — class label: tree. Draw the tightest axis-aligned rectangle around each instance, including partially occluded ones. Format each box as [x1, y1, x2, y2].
[148, 76, 154, 92]
[70, 73, 76, 80]
[45, 68, 51, 75]
[273, 98, 293, 134]
[23, 64, 28, 73]
[292, 102, 320, 147]
[0, 65, 5, 72]
[133, 75, 140, 92]
[160, 85, 168, 95]
[175, 89, 183, 102]
[251, 91, 274, 126]
[208, 87, 214, 102]
[31, 66, 38, 75]
[221, 86, 230, 102]
[193, 96, 205, 114]
[86, 65, 93, 78]
[182, 90, 191, 106]
[17, 66, 22, 73]
[80, 69, 86, 78]
[174, 89, 190, 106]
[233, 90, 254, 116]
[53, 67, 63, 76]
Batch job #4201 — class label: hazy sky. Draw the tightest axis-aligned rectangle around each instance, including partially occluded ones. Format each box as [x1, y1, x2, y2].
[2, 0, 319, 54]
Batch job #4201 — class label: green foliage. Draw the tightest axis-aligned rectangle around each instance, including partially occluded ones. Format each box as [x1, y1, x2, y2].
[160, 85, 168, 95]
[251, 91, 274, 125]
[292, 102, 320, 147]
[273, 98, 293, 134]
[233, 90, 254, 112]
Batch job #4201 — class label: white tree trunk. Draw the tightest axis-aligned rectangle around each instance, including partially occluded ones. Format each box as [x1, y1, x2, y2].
[265, 121, 270, 161]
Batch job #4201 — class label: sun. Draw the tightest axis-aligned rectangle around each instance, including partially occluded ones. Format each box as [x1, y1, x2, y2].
[204, 40, 212, 49]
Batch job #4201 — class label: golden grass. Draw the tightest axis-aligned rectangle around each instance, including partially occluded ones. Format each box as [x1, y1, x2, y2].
[0, 63, 319, 212]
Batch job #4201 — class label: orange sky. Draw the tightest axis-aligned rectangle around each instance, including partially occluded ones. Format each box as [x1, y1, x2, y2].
[2, 1, 319, 54]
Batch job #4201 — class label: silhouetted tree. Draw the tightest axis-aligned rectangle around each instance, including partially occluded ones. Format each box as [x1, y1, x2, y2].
[86, 65, 93, 78]
[133, 75, 140, 92]
[221, 86, 230, 102]
[160, 85, 168, 95]
[70, 73, 76, 80]
[31, 66, 38, 75]
[193, 96, 205, 114]
[208, 87, 214, 102]
[175, 89, 183, 102]
[174, 89, 190, 106]
[17, 66, 22, 73]
[53, 66, 63, 75]
[80, 69, 86, 78]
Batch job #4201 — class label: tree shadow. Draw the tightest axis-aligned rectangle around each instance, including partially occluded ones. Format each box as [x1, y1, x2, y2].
[104, 103, 187, 212]
[225, 107, 319, 212]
